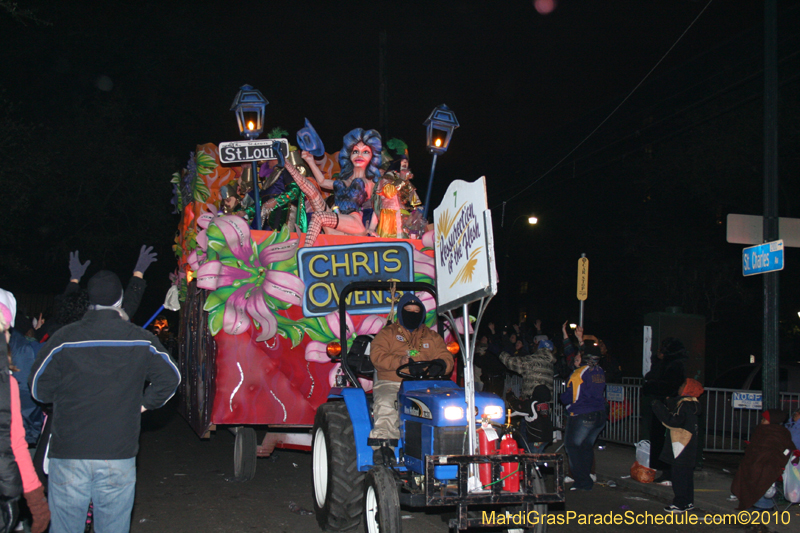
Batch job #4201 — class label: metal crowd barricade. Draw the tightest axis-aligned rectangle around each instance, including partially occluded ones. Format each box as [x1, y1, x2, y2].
[549, 378, 798, 452]
[602, 382, 641, 445]
[703, 388, 800, 452]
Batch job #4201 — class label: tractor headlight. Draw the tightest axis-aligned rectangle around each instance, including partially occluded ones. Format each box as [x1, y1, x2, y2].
[483, 405, 504, 420]
[444, 406, 464, 420]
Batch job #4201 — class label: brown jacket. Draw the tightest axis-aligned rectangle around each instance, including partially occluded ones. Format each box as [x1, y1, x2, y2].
[370, 322, 454, 382]
[731, 422, 795, 510]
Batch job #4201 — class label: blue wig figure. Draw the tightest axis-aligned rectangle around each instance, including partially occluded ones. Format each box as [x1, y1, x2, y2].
[279, 128, 383, 247]
[339, 128, 382, 183]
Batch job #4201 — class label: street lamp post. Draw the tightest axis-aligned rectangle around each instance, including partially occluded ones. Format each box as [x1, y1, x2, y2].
[422, 104, 459, 220]
[503, 214, 538, 325]
[231, 84, 268, 230]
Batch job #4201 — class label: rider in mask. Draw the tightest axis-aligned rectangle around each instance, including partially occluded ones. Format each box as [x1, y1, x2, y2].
[367, 292, 453, 465]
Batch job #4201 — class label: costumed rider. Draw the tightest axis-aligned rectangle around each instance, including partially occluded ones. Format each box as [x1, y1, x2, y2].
[370, 138, 422, 239]
[257, 126, 315, 232]
[368, 292, 453, 465]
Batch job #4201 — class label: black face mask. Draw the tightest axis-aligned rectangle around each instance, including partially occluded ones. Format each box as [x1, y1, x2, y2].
[401, 308, 423, 331]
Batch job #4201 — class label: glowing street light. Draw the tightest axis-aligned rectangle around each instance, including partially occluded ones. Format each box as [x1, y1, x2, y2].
[422, 104, 459, 219]
[231, 84, 268, 140]
[230, 84, 268, 230]
[502, 213, 538, 323]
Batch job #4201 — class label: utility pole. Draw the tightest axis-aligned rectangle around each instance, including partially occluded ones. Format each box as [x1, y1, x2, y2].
[762, 0, 779, 409]
[379, 30, 389, 141]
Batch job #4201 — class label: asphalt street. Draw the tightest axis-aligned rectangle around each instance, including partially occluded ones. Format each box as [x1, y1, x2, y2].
[130, 404, 760, 533]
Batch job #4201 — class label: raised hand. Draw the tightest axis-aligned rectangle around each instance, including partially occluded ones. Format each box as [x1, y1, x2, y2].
[300, 150, 315, 165]
[69, 250, 91, 281]
[272, 141, 286, 167]
[134, 245, 157, 275]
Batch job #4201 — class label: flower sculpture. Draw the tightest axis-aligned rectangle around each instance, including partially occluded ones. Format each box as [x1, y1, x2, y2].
[196, 216, 305, 342]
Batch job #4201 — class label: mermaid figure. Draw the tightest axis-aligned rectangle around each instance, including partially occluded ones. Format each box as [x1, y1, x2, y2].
[277, 128, 382, 246]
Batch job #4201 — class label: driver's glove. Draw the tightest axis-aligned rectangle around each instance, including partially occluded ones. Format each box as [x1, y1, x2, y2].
[409, 362, 425, 378]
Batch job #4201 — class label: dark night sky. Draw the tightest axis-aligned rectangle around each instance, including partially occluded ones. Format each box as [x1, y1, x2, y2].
[3, 0, 800, 372]
[3, 1, 772, 181]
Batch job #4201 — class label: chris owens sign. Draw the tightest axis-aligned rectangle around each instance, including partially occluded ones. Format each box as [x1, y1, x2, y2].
[296, 242, 415, 317]
[434, 176, 497, 313]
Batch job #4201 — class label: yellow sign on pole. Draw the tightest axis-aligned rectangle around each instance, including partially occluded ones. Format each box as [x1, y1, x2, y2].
[577, 256, 589, 300]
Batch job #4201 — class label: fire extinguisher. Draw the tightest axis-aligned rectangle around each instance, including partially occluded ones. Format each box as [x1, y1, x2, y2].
[477, 417, 498, 487]
[500, 433, 520, 491]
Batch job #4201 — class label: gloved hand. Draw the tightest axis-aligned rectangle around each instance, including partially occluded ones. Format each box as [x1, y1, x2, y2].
[272, 141, 286, 167]
[430, 358, 447, 376]
[24, 485, 50, 533]
[408, 361, 425, 378]
[69, 250, 90, 281]
[134, 245, 157, 274]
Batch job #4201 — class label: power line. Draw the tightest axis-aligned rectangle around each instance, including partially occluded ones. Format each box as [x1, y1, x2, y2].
[491, 0, 716, 210]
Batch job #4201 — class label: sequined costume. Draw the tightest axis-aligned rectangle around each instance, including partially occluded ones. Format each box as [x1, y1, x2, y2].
[261, 181, 308, 232]
[373, 171, 421, 238]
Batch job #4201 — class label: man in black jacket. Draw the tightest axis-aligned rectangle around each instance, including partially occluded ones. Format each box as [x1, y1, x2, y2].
[29, 270, 180, 533]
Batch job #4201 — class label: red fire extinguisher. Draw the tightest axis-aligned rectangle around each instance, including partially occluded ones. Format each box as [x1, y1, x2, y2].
[500, 432, 520, 492]
[477, 418, 498, 487]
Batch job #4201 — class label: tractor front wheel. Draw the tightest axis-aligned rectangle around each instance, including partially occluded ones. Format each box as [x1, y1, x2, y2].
[312, 402, 365, 531]
[363, 466, 401, 533]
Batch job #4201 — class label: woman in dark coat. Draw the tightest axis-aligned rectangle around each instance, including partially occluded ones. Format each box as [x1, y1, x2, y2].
[642, 337, 688, 482]
[652, 379, 704, 512]
[731, 409, 795, 510]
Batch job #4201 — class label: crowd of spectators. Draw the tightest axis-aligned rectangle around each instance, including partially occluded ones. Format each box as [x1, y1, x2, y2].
[0, 248, 180, 532]
[472, 317, 610, 490]
[473, 318, 800, 511]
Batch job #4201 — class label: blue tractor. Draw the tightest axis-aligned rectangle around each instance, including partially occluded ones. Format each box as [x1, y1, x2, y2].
[311, 282, 564, 532]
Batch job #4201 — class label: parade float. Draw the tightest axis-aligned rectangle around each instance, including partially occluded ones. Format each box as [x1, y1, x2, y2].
[171, 118, 447, 480]
[170, 95, 564, 532]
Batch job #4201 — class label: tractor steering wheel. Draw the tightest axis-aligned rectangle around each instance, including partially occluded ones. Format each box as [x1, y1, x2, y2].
[396, 359, 448, 380]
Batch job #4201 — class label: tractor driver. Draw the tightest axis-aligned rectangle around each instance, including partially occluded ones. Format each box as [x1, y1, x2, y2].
[368, 292, 453, 465]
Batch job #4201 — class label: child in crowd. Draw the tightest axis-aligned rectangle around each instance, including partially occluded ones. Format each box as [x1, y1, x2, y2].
[651, 378, 704, 513]
[509, 384, 553, 453]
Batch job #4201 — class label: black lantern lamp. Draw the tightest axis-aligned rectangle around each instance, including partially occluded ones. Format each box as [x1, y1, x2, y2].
[422, 104, 459, 219]
[424, 104, 459, 155]
[231, 84, 268, 140]
[231, 84, 267, 230]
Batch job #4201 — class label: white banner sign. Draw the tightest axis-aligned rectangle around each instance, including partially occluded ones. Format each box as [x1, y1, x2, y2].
[433, 176, 497, 313]
[642, 326, 652, 377]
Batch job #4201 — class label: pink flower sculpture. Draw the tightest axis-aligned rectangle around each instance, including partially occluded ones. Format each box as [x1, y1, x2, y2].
[196, 216, 305, 342]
